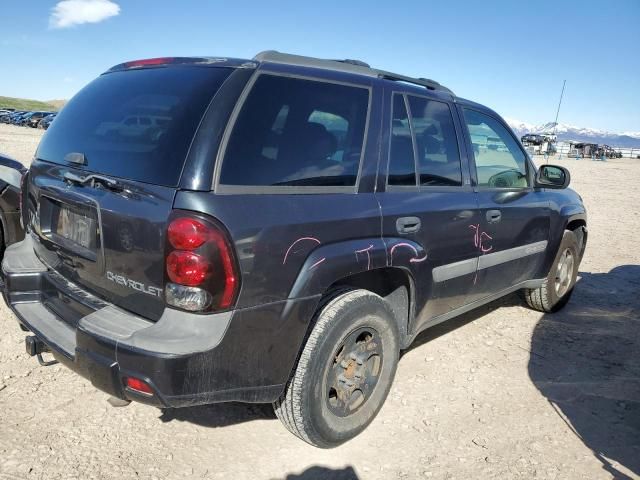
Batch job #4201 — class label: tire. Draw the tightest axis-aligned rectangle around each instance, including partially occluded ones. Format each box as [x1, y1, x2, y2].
[273, 289, 400, 448]
[524, 230, 580, 313]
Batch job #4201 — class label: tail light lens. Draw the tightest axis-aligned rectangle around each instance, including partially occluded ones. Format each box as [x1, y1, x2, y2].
[168, 218, 209, 250]
[164, 212, 240, 312]
[166, 251, 210, 286]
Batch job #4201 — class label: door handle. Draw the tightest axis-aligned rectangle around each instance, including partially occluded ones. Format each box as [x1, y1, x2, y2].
[396, 216, 421, 234]
[486, 209, 502, 223]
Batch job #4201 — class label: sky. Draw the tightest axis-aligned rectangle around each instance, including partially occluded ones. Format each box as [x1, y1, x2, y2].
[1, 0, 638, 132]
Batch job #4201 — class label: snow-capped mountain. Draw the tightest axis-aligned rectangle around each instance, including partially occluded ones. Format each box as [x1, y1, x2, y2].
[505, 119, 640, 148]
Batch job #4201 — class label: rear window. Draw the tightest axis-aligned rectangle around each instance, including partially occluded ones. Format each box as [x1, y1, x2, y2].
[37, 66, 232, 186]
[219, 74, 369, 188]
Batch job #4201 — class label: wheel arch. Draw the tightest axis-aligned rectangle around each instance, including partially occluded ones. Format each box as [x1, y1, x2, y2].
[286, 237, 422, 349]
[328, 267, 415, 348]
[564, 214, 588, 260]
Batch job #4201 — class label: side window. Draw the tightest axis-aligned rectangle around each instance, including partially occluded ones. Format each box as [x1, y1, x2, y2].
[407, 96, 462, 186]
[463, 108, 529, 188]
[220, 74, 369, 187]
[388, 94, 416, 186]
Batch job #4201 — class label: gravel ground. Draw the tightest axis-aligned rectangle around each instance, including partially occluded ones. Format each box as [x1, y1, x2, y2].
[0, 123, 638, 480]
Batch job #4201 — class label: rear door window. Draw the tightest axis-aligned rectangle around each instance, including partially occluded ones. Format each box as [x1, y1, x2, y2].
[219, 74, 370, 188]
[36, 66, 233, 186]
[407, 96, 462, 186]
[388, 94, 416, 186]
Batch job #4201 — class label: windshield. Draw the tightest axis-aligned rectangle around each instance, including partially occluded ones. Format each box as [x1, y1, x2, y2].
[37, 66, 232, 186]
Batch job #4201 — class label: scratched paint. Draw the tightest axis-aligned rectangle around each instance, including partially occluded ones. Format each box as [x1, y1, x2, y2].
[308, 257, 326, 271]
[282, 237, 321, 265]
[389, 242, 428, 265]
[355, 244, 374, 271]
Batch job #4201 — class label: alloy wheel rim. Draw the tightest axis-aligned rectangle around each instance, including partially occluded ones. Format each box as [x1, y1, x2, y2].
[325, 326, 383, 417]
[555, 248, 575, 297]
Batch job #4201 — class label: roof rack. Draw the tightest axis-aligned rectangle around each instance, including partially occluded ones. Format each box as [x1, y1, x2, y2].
[253, 51, 454, 95]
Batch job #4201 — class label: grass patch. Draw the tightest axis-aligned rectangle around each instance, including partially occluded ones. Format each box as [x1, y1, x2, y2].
[0, 96, 59, 112]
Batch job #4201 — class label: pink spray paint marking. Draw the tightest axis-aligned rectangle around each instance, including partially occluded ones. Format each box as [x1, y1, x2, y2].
[390, 242, 428, 265]
[480, 232, 493, 253]
[283, 237, 321, 265]
[469, 224, 480, 248]
[469, 224, 493, 253]
[355, 244, 374, 271]
[308, 257, 326, 271]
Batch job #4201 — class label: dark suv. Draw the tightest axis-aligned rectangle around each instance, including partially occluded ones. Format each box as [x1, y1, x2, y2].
[2, 51, 587, 448]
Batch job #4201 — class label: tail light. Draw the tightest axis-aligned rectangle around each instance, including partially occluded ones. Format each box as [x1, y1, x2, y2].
[164, 212, 239, 312]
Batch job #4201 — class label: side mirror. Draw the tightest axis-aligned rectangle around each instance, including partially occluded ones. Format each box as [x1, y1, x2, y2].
[535, 164, 570, 189]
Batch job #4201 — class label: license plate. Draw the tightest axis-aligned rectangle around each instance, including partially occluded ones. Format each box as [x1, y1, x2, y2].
[57, 207, 96, 250]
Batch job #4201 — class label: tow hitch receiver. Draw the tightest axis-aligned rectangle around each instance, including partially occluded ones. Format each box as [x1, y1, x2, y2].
[25, 336, 59, 367]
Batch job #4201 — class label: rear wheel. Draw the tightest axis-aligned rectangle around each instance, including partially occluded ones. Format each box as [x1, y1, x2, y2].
[273, 289, 399, 448]
[524, 230, 580, 312]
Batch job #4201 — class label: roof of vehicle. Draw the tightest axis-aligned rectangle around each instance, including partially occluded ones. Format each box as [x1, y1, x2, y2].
[253, 50, 455, 95]
[104, 51, 510, 121]
[106, 51, 455, 95]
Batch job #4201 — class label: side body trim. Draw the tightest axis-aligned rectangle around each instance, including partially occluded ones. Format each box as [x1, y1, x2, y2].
[432, 240, 548, 283]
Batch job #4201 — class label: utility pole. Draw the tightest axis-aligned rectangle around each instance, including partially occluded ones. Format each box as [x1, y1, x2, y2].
[552, 80, 566, 163]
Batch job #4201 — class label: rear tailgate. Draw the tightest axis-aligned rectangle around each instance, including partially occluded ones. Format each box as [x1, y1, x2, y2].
[27, 161, 173, 320]
[26, 63, 236, 320]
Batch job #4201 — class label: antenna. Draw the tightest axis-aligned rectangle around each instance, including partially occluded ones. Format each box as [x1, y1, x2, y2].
[551, 80, 566, 163]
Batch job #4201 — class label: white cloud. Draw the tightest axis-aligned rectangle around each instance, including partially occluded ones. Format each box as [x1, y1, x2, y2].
[50, 0, 120, 29]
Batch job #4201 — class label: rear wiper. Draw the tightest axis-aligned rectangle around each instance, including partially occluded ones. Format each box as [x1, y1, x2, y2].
[63, 171, 124, 192]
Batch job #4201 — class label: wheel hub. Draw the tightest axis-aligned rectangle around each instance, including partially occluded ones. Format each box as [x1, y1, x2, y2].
[326, 328, 383, 417]
[555, 248, 575, 297]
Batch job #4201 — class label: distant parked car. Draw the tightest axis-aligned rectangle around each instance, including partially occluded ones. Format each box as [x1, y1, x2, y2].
[38, 114, 56, 130]
[11, 112, 32, 125]
[1, 111, 26, 124]
[27, 112, 54, 128]
[18, 112, 37, 126]
[0, 153, 26, 258]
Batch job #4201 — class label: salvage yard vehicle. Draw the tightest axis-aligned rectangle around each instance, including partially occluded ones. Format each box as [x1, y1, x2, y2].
[2, 52, 587, 448]
[26, 111, 54, 128]
[37, 113, 56, 130]
[520, 133, 557, 156]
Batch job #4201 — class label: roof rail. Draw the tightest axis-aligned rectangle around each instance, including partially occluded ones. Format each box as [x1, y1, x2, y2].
[253, 50, 375, 77]
[376, 71, 453, 94]
[333, 59, 371, 68]
[253, 50, 454, 95]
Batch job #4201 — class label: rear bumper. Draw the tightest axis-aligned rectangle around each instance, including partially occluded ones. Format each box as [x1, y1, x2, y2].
[2, 237, 318, 407]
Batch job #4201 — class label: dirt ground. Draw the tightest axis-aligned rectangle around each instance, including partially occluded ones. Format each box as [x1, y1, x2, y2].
[0, 123, 638, 480]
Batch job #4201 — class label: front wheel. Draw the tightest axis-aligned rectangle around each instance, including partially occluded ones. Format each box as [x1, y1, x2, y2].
[273, 289, 399, 448]
[524, 230, 580, 312]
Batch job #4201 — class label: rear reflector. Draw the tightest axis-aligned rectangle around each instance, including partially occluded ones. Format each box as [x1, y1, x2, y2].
[124, 377, 153, 395]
